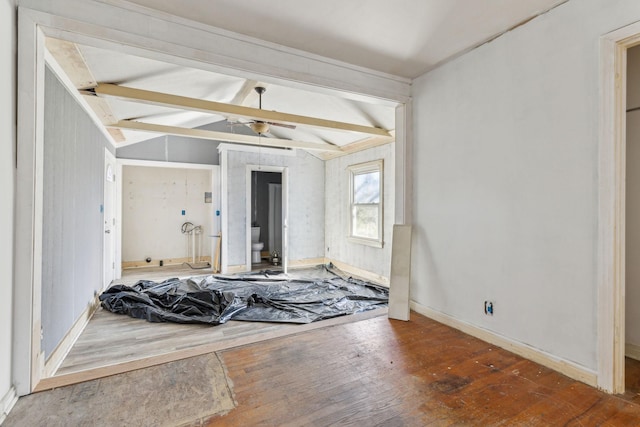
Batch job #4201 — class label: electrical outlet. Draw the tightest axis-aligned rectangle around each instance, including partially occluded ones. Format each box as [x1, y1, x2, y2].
[484, 301, 494, 316]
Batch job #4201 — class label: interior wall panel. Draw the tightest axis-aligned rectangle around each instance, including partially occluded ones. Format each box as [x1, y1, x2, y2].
[121, 166, 213, 263]
[225, 149, 324, 266]
[324, 144, 395, 279]
[41, 67, 114, 357]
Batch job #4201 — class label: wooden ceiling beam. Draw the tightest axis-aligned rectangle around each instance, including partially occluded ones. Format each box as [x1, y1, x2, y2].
[319, 132, 395, 160]
[92, 83, 391, 138]
[108, 120, 343, 152]
[45, 38, 126, 143]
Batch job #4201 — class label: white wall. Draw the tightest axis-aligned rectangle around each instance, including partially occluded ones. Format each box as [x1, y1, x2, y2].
[122, 166, 213, 263]
[225, 148, 324, 267]
[626, 46, 640, 348]
[324, 144, 395, 279]
[412, 0, 640, 373]
[0, 0, 16, 419]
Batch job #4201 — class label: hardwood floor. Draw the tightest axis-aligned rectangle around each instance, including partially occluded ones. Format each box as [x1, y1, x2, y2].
[209, 311, 640, 426]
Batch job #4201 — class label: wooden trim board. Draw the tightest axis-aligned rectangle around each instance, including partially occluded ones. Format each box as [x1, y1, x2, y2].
[388, 225, 411, 321]
[0, 386, 18, 425]
[122, 256, 212, 270]
[410, 301, 598, 388]
[598, 22, 640, 393]
[626, 343, 640, 362]
[327, 258, 389, 286]
[44, 295, 101, 377]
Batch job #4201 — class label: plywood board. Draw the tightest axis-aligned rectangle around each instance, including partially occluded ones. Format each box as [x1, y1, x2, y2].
[388, 224, 411, 321]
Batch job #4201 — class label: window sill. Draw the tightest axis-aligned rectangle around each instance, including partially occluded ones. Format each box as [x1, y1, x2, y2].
[348, 236, 384, 248]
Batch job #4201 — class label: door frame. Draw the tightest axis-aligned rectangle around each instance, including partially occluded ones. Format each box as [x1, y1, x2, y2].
[245, 166, 288, 273]
[14, 2, 411, 395]
[598, 21, 640, 393]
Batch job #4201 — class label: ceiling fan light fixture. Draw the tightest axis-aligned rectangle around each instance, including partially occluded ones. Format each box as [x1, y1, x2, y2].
[250, 121, 270, 135]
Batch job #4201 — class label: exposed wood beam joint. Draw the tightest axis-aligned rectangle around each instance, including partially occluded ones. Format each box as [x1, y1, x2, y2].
[319, 132, 395, 160]
[91, 83, 391, 138]
[108, 120, 342, 152]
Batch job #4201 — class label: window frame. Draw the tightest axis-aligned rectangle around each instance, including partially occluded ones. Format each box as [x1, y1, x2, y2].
[347, 159, 384, 248]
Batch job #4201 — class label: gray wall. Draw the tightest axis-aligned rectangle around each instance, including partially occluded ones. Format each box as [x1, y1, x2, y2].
[324, 143, 395, 279]
[41, 67, 115, 357]
[226, 149, 324, 266]
[116, 121, 256, 164]
[1, 0, 15, 412]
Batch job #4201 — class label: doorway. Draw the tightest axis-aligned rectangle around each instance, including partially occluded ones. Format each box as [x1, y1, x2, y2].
[246, 166, 288, 273]
[599, 22, 640, 394]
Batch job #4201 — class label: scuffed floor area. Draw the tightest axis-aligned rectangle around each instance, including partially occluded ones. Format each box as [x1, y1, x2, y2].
[5, 353, 235, 427]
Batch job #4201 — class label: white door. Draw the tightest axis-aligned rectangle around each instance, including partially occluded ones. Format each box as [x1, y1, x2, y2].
[103, 149, 116, 289]
[268, 183, 282, 255]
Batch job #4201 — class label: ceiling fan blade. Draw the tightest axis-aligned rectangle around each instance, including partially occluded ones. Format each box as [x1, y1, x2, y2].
[267, 121, 296, 130]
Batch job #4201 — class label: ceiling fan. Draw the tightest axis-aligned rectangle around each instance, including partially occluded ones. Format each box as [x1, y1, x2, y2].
[230, 86, 296, 135]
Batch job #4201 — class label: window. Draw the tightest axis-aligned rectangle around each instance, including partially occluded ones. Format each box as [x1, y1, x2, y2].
[348, 160, 383, 247]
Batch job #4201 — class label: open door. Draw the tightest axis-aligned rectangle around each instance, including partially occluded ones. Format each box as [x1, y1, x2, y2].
[103, 149, 116, 290]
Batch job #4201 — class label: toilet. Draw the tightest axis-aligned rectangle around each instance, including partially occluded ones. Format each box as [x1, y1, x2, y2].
[251, 226, 264, 264]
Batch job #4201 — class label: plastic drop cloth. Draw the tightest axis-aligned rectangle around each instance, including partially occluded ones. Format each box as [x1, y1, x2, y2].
[99, 265, 388, 325]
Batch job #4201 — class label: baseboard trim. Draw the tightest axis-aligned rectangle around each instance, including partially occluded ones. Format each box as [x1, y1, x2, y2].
[288, 257, 326, 269]
[44, 295, 101, 377]
[326, 258, 389, 286]
[226, 264, 247, 274]
[626, 343, 640, 361]
[122, 256, 212, 269]
[0, 386, 18, 424]
[410, 301, 598, 388]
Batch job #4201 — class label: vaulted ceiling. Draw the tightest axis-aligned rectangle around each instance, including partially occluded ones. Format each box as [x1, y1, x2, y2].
[46, 0, 568, 158]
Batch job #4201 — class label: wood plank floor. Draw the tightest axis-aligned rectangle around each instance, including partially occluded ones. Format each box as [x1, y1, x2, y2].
[210, 311, 640, 426]
[40, 264, 381, 390]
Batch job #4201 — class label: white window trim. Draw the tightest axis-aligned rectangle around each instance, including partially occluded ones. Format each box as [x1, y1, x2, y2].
[348, 159, 384, 248]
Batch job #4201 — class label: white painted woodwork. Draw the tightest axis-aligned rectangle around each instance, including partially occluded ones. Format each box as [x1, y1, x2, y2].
[388, 225, 412, 321]
[110, 120, 341, 152]
[94, 84, 392, 137]
[1, 0, 17, 414]
[598, 21, 640, 394]
[245, 166, 288, 273]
